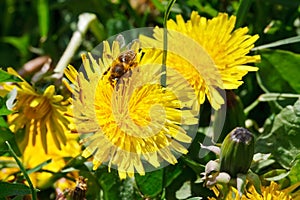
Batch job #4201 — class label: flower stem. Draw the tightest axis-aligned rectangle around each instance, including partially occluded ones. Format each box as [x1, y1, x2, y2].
[161, 0, 176, 87]
[5, 141, 38, 200]
[53, 13, 98, 77]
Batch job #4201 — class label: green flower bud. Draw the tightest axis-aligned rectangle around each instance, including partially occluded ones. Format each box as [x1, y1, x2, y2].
[219, 127, 254, 178]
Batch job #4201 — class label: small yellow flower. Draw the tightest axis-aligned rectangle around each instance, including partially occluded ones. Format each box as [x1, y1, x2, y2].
[64, 38, 198, 179]
[140, 11, 261, 109]
[0, 130, 81, 189]
[3, 68, 73, 153]
[209, 182, 294, 200]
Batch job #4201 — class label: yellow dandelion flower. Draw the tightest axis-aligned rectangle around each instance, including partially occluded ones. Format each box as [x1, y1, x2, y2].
[0, 130, 81, 189]
[209, 182, 294, 200]
[140, 11, 261, 109]
[0, 157, 19, 182]
[3, 68, 73, 153]
[64, 37, 199, 179]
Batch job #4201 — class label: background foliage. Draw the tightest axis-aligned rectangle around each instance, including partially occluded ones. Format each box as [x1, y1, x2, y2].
[0, 0, 300, 199]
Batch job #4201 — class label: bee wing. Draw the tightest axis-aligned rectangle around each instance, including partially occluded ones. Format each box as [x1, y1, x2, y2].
[127, 39, 141, 52]
[115, 34, 126, 49]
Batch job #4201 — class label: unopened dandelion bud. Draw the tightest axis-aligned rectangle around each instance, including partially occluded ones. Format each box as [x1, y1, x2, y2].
[220, 127, 254, 178]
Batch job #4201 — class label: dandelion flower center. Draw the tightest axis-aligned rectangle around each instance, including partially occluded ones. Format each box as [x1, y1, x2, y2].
[22, 95, 52, 119]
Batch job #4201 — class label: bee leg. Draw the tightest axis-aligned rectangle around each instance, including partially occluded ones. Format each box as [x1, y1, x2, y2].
[103, 67, 111, 76]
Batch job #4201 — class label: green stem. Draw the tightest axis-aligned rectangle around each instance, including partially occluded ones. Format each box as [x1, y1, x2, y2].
[259, 93, 300, 101]
[160, 1, 176, 196]
[244, 98, 259, 116]
[235, 0, 253, 28]
[161, 0, 176, 88]
[5, 141, 38, 200]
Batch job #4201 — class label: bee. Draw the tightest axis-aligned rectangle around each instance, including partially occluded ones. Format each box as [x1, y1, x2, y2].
[71, 176, 87, 200]
[105, 50, 138, 85]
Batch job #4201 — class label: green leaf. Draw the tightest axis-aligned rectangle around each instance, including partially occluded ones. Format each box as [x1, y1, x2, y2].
[135, 169, 163, 198]
[0, 116, 8, 128]
[263, 169, 290, 181]
[257, 49, 300, 93]
[256, 98, 300, 169]
[120, 177, 141, 200]
[89, 19, 106, 42]
[235, 0, 253, 28]
[251, 158, 276, 173]
[181, 156, 205, 175]
[252, 36, 300, 51]
[26, 159, 52, 174]
[175, 181, 191, 199]
[0, 182, 31, 197]
[0, 127, 20, 156]
[96, 168, 122, 200]
[37, 0, 49, 39]
[288, 157, 300, 184]
[164, 163, 184, 187]
[5, 141, 37, 200]
[0, 96, 12, 116]
[151, 0, 165, 12]
[247, 170, 262, 195]
[0, 69, 21, 83]
[2, 35, 30, 60]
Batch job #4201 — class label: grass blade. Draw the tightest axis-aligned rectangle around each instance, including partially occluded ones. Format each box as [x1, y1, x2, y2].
[235, 0, 253, 28]
[252, 36, 300, 51]
[5, 141, 38, 200]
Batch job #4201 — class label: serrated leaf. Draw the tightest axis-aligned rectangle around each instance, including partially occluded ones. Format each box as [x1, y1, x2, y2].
[0, 182, 31, 197]
[0, 69, 21, 83]
[257, 49, 300, 93]
[135, 169, 163, 198]
[256, 99, 300, 168]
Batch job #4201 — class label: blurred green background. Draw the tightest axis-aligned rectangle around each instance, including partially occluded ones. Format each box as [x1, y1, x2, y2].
[1, 0, 299, 69]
